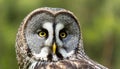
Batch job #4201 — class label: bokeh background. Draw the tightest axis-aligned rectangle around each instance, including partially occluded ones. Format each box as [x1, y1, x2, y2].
[0, 0, 120, 69]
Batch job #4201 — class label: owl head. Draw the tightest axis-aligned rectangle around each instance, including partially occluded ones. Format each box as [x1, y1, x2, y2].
[16, 7, 85, 69]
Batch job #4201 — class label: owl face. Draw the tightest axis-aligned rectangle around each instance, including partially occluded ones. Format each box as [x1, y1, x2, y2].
[16, 8, 108, 69]
[24, 8, 80, 61]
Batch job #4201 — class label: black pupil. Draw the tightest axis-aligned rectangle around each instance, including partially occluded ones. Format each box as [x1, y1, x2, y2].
[41, 32, 45, 35]
[61, 33, 65, 36]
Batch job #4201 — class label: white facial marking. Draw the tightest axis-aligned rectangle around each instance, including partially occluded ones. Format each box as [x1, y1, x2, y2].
[52, 54, 58, 61]
[55, 23, 64, 46]
[59, 48, 75, 58]
[33, 47, 49, 61]
[43, 22, 53, 46]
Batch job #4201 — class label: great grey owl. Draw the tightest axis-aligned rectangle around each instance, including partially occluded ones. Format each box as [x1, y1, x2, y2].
[15, 7, 108, 69]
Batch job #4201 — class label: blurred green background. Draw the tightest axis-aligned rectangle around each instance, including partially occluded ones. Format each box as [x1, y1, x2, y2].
[0, 0, 120, 69]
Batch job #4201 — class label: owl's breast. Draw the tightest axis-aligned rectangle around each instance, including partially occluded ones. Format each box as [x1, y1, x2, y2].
[32, 60, 100, 69]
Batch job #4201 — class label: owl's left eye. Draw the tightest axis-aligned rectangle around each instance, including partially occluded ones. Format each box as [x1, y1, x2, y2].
[60, 32, 67, 38]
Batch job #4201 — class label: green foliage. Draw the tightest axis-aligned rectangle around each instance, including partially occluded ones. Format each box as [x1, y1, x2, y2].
[0, 0, 119, 69]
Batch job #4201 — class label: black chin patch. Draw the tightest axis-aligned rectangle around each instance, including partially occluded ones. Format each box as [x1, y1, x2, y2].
[47, 53, 52, 61]
[56, 49, 63, 60]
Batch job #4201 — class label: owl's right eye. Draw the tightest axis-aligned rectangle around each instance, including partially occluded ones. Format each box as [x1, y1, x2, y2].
[38, 29, 48, 38]
[38, 31, 46, 37]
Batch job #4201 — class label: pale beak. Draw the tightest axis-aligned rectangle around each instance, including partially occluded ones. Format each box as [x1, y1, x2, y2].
[52, 42, 57, 54]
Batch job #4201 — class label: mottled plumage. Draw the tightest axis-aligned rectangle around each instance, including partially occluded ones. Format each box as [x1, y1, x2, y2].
[15, 7, 108, 69]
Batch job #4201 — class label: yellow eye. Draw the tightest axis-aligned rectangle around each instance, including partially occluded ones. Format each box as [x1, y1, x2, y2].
[60, 32, 67, 38]
[38, 31, 46, 37]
